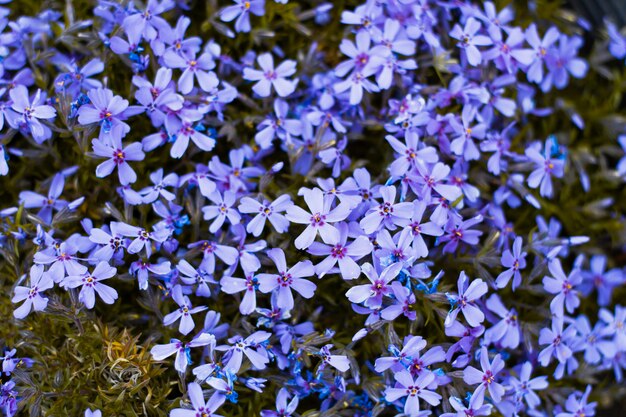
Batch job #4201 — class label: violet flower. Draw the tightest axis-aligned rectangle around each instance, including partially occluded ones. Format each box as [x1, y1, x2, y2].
[542, 258, 582, 317]
[463, 346, 505, 403]
[12, 265, 53, 319]
[216, 331, 270, 372]
[384, 369, 441, 417]
[163, 285, 208, 335]
[450, 17, 492, 66]
[64, 261, 118, 309]
[261, 388, 299, 417]
[238, 195, 292, 236]
[18, 173, 68, 224]
[77, 87, 131, 136]
[285, 187, 351, 250]
[8, 85, 56, 142]
[220, 0, 265, 33]
[257, 248, 316, 311]
[345, 262, 402, 308]
[359, 185, 413, 235]
[170, 382, 225, 417]
[307, 221, 372, 279]
[202, 189, 241, 233]
[445, 272, 488, 328]
[220, 263, 261, 315]
[495, 235, 527, 290]
[243, 53, 297, 98]
[150, 332, 215, 373]
[91, 125, 145, 185]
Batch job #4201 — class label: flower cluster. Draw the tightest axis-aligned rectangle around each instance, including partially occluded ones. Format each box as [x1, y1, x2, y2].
[0, 0, 625, 416]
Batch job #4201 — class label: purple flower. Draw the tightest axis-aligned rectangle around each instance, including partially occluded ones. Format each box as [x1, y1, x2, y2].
[170, 117, 216, 158]
[440, 214, 483, 254]
[450, 17, 492, 66]
[12, 265, 53, 319]
[572, 315, 615, 365]
[543, 35, 588, 91]
[384, 369, 441, 417]
[238, 194, 292, 236]
[84, 409, 101, 417]
[254, 99, 302, 149]
[88, 222, 128, 262]
[333, 67, 380, 105]
[216, 331, 270, 372]
[463, 347, 505, 403]
[129, 259, 171, 290]
[163, 51, 217, 94]
[542, 259, 582, 317]
[375, 336, 427, 373]
[163, 285, 208, 335]
[414, 162, 463, 205]
[599, 306, 626, 351]
[115, 221, 170, 257]
[345, 262, 402, 308]
[526, 140, 565, 198]
[308, 222, 372, 279]
[509, 362, 548, 411]
[243, 53, 297, 98]
[189, 240, 239, 273]
[140, 168, 179, 203]
[77, 88, 131, 136]
[483, 27, 534, 73]
[56, 58, 104, 93]
[608, 21, 626, 61]
[335, 30, 388, 77]
[484, 294, 520, 348]
[381, 282, 416, 321]
[285, 187, 351, 250]
[261, 388, 299, 417]
[440, 395, 492, 417]
[556, 386, 596, 417]
[170, 382, 225, 417]
[177, 260, 216, 298]
[538, 316, 576, 367]
[274, 321, 313, 354]
[220, 0, 265, 33]
[8, 85, 56, 142]
[122, 0, 173, 46]
[257, 248, 316, 310]
[449, 106, 487, 161]
[91, 125, 145, 185]
[403, 200, 443, 258]
[133, 68, 184, 127]
[319, 344, 350, 372]
[221, 263, 261, 315]
[18, 173, 68, 224]
[495, 236, 527, 289]
[202, 190, 241, 233]
[150, 332, 215, 373]
[64, 261, 118, 309]
[359, 185, 413, 235]
[445, 272, 488, 328]
[525, 24, 560, 83]
[385, 131, 438, 177]
[579, 255, 624, 306]
[33, 241, 87, 282]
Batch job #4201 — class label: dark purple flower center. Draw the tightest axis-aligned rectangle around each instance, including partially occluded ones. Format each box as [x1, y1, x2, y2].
[113, 149, 125, 164]
[331, 245, 346, 259]
[379, 202, 393, 216]
[278, 272, 293, 287]
[310, 213, 326, 226]
[483, 370, 495, 385]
